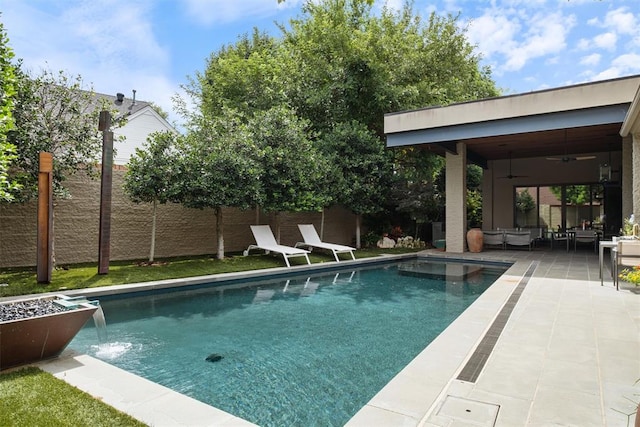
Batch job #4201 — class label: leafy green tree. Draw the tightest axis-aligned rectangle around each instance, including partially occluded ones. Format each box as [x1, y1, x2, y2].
[283, 0, 498, 134]
[172, 108, 263, 259]
[188, 0, 499, 236]
[319, 120, 391, 246]
[248, 106, 331, 239]
[123, 131, 178, 262]
[550, 184, 591, 206]
[516, 188, 536, 213]
[391, 148, 445, 234]
[8, 69, 123, 200]
[190, 29, 292, 119]
[0, 20, 19, 202]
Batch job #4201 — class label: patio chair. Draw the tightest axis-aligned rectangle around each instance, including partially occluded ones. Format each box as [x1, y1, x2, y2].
[573, 229, 597, 252]
[295, 224, 356, 262]
[551, 230, 569, 251]
[244, 225, 311, 267]
[482, 230, 505, 249]
[613, 240, 640, 291]
[504, 231, 534, 250]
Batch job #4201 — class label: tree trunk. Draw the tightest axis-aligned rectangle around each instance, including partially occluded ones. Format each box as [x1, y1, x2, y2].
[356, 214, 362, 249]
[149, 199, 157, 262]
[274, 212, 281, 243]
[216, 207, 224, 260]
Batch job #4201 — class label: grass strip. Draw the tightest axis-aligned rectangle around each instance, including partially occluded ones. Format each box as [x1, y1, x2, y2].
[0, 248, 419, 298]
[0, 367, 146, 427]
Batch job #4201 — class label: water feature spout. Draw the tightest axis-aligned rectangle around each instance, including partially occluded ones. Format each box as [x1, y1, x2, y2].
[92, 304, 108, 344]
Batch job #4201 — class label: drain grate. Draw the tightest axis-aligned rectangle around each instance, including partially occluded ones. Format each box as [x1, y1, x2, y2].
[437, 395, 500, 426]
[457, 261, 538, 383]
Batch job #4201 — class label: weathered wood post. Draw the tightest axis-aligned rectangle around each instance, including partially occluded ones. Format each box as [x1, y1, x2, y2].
[37, 152, 53, 283]
[98, 110, 113, 275]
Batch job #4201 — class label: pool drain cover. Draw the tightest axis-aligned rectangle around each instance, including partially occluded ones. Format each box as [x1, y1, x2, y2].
[437, 395, 499, 426]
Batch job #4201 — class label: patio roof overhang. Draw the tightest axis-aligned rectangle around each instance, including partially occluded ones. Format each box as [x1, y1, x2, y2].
[384, 75, 640, 168]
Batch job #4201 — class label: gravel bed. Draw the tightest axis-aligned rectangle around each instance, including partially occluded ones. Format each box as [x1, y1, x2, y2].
[0, 299, 67, 322]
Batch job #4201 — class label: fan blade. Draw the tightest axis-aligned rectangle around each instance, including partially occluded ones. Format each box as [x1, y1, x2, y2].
[546, 157, 562, 161]
[497, 174, 528, 179]
[575, 156, 596, 161]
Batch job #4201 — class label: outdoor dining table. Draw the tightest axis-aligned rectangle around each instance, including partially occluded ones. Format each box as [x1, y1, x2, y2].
[599, 240, 617, 285]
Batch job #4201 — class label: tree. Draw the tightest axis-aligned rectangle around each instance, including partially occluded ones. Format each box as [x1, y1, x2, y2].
[191, 29, 292, 119]
[0, 20, 19, 202]
[7, 68, 123, 268]
[391, 147, 445, 235]
[173, 108, 263, 259]
[248, 106, 331, 239]
[283, 1, 498, 134]
[123, 131, 178, 263]
[319, 120, 391, 247]
[516, 188, 536, 213]
[188, 0, 499, 237]
[8, 69, 123, 200]
[281, 0, 498, 231]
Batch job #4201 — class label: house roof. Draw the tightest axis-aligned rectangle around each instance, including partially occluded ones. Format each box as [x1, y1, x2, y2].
[94, 90, 151, 117]
[384, 74, 640, 166]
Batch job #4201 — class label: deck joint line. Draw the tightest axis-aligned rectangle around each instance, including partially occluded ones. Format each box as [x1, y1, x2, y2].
[456, 261, 539, 383]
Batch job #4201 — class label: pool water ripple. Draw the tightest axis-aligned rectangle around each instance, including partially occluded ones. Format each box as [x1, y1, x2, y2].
[71, 261, 505, 427]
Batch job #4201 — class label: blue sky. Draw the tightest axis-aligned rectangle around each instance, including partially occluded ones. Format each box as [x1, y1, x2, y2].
[3, 0, 640, 125]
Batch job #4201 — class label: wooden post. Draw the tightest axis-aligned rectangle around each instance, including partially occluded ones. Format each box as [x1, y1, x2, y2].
[98, 111, 113, 274]
[37, 152, 53, 283]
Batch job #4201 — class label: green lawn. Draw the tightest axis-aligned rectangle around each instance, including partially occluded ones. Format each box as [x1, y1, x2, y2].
[0, 248, 419, 298]
[0, 367, 146, 427]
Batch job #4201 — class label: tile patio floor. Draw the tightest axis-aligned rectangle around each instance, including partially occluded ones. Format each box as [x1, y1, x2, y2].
[36, 248, 639, 426]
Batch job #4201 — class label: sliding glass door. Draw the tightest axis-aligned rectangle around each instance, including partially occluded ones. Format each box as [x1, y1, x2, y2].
[515, 183, 607, 233]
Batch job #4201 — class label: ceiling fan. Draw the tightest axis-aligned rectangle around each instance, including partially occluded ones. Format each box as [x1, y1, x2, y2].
[546, 154, 597, 162]
[498, 152, 528, 179]
[546, 129, 596, 162]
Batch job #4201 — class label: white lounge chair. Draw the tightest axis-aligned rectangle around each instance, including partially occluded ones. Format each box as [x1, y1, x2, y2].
[243, 225, 311, 267]
[295, 224, 356, 262]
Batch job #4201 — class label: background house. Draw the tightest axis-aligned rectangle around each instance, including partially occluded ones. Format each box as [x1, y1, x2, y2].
[97, 90, 177, 165]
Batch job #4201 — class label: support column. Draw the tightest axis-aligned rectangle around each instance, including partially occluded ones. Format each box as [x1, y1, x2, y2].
[621, 135, 633, 219]
[445, 142, 467, 253]
[98, 111, 113, 275]
[632, 134, 640, 221]
[37, 152, 53, 284]
[482, 161, 494, 229]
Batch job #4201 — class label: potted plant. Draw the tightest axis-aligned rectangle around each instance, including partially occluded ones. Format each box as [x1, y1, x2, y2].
[0, 295, 98, 371]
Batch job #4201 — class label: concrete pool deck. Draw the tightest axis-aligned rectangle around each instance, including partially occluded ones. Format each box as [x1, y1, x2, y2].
[34, 249, 639, 426]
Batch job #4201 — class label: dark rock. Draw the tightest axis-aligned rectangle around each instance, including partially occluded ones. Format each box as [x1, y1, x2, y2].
[0, 300, 67, 322]
[205, 353, 223, 363]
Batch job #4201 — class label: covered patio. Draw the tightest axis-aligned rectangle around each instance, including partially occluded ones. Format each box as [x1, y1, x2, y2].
[384, 75, 640, 253]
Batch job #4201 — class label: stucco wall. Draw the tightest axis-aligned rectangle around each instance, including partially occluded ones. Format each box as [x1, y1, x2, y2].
[0, 170, 357, 268]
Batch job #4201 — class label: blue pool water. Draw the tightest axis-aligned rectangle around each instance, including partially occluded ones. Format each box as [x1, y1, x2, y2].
[71, 260, 507, 426]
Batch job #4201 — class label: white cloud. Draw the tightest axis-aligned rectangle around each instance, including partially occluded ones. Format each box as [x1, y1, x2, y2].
[3, 0, 180, 123]
[592, 32, 617, 50]
[466, 7, 576, 73]
[603, 8, 637, 35]
[579, 53, 600, 66]
[591, 53, 640, 81]
[466, 14, 519, 58]
[180, 0, 300, 26]
[502, 11, 574, 71]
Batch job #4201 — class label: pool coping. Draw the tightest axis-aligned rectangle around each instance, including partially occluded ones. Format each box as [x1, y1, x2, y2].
[346, 253, 530, 426]
[28, 253, 524, 426]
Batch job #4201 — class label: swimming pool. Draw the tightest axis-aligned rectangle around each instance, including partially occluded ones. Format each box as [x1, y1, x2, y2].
[70, 259, 507, 427]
